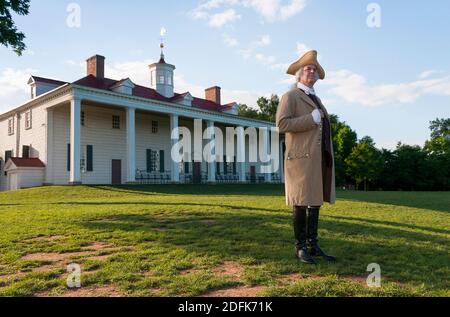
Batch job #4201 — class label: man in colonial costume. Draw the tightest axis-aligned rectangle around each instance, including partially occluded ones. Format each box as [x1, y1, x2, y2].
[276, 50, 337, 265]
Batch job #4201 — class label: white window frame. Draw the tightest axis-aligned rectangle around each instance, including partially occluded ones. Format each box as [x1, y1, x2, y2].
[112, 115, 120, 129]
[152, 120, 158, 134]
[25, 110, 32, 130]
[8, 118, 14, 135]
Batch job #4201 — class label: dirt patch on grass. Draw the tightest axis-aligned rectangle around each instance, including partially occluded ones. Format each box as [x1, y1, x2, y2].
[25, 235, 65, 242]
[212, 261, 244, 278]
[21, 251, 96, 262]
[21, 241, 114, 263]
[39, 285, 123, 297]
[200, 285, 267, 297]
[85, 242, 112, 251]
[0, 271, 28, 281]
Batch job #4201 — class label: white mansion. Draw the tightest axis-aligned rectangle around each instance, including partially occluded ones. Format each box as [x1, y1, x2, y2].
[0, 52, 285, 191]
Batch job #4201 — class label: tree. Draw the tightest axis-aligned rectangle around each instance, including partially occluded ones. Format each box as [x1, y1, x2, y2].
[423, 118, 450, 190]
[257, 95, 279, 123]
[345, 137, 383, 191]
[390, 143, 431, 191]
[0, 0, 30, 55]
[238, 94, 279, 123]
[329, 115, 358, 187]
[237, 104, 260, 120]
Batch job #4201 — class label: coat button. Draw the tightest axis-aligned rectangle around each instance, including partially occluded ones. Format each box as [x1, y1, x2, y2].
[306, 154, 310, 157]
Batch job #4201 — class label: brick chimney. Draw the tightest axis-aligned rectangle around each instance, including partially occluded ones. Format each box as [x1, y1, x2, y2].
[86, 55, 105, 78]
[205, 86, 221, 105]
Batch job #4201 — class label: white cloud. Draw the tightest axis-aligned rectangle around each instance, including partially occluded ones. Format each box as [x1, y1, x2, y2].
[190, 7, 241, 28]
[242, 0, 307, 22]
[323, 69, 450, 107]
[255, 34, 271, 47]
[419, 70, 442, 79]
[296, 42, 311, 57]
[189, 0, 307, 27]
[223, 34, 239, 47]
[0, 67, 36, 113]
[255, 53, 276, 65]
[105, 59, 155, 85]
[209, 9, 241, 27]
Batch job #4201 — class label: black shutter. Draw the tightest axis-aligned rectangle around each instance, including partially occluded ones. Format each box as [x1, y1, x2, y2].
[67, 144, 70, 171]
[5, 151, 12, 164]
[22, 145, 30, 158]
[146, 149, 152, 172]
[233, 156, 237, 175]
[184, 161, 189, 174]
[216, 162, 220, 175]
[223, 155, 228, 175]
[87, 145, 93, 172]
[159, 150, 165, 173]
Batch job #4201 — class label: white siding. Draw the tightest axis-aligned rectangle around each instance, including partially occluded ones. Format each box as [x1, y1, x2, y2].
[7, 168, 45, 190]
[0, 116, 16, 191]
[51, 104, 175, 185]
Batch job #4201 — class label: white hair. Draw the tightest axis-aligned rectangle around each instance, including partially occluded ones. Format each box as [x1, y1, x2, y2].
[291, 66, 320, 89]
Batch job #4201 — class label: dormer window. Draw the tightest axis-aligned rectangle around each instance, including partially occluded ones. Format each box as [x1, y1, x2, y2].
[158, 74, 165, 84]
[168, 75, 172, 85]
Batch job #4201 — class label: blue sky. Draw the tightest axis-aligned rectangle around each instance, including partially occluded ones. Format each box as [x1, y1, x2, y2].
[1, 0, 449, 150]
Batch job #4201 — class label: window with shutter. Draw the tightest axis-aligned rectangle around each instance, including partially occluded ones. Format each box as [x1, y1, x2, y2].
[22, 145, 30, 158]
[87, 145, 93, 171]
[112, 115, 120, 129]
[159, 150, 165, 173]
[67, 144, 70, 171]
[146, 149, 152, 172]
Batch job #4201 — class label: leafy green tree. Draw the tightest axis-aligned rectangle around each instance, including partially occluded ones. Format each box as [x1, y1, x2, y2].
[423, 118, 450, 190]
[237, 104, 260, 120]
[238, 94, 279, 123]
[329, 115, 358, 187]
[345, 136, 382, 191]
[0, 0, 30, 55]
[257, 95, 279, 122]
[390, 143, 431, 190]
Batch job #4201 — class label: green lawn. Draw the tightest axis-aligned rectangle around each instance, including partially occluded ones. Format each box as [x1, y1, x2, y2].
[0, 185, 448, 297]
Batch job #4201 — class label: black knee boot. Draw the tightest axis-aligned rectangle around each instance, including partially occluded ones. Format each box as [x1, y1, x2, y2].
[293, 206, 316, 264]
[307, 207, 336, 262]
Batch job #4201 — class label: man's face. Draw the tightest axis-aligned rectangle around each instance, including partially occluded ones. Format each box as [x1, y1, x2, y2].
[300, 65, 318, 87]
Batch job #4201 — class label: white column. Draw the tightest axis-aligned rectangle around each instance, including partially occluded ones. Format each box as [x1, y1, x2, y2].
[70, 98, 81, 184]
[280, 140, 285, 183]
[126, 107, 136, 183]
[207, 120, 216, 182]
[45, 109, 54, 185]
[170, 114, 180, 183]
[237, 126, 246, 182]
[263, 128, 272, 183]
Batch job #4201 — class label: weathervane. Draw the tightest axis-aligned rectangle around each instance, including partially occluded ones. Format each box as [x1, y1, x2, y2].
[160, 27, 167, 62]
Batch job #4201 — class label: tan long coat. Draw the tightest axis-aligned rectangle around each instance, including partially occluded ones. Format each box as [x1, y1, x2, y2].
[276, 88, 336, 207]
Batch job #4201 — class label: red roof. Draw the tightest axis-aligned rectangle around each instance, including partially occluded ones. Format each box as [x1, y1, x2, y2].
[8, 158, 46, 168]
[72, 75, 227, 112]
[30, 76, 67, 86]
